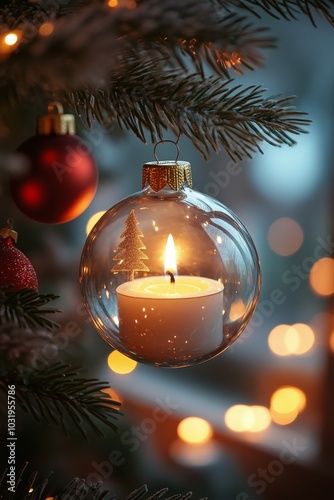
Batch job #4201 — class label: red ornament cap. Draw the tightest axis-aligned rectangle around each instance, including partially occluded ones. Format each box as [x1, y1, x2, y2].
[0, 221, 38, 291]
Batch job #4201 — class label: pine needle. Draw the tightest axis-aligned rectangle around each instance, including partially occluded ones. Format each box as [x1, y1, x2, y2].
[0, 0, 329, 158]
[68, 72, 310, 161]
[0, 464, 208, 499]
[0, 363, 122, 438]
[0, 287, 61, 331]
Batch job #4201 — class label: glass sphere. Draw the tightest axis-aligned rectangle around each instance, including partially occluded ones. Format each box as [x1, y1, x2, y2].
[80, 164, 261, 368]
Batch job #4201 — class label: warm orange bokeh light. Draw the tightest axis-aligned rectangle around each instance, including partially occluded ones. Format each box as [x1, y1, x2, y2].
[101, 387, 123, 404]
[270, 386, 306, 425]
[107, 350, 137, 374]
[86, 211, 106, 235]
[177, 417, 213, 444]
[268, 217, 303, 256]
[268, 323, 315, 356]
[39, 22, 54, 36]
[329, 329, 334, 353]
[0, 31, 22, 57]
[270, 408, 299, 426]
[229, 298, 246, 321]
[247, 406, 271, 432]
[107, 0, 136, 7]
[268, 324, 290, 356]
[288, 323, 315, 354]
[309, 258, 334, 296]
[224, 405, 271, 433]
[225, 405, 253, 432]
[4, 33, 18, 46]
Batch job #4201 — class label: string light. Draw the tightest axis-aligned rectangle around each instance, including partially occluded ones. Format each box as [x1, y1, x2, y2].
[224, 405, 271, 433]
[268, 323, 315, 356]
[0, 31, 22, 57]
[107, 350, 137, 374]
[270, 386, 306, 425]
[177, 417, 213, 444]
[309, 257, 334, 296]
[107, 0, 136, 7]
[39, 22, 54, 36]
[4, 33, 18, 46]
[101, 387, 123, 404]
[86, 211, 106, 235]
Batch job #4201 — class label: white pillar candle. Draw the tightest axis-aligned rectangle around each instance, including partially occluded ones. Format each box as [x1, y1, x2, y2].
[116, 275, 224, 364]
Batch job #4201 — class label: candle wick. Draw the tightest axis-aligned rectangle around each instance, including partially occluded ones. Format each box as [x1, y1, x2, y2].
[166, 270, 175, 284]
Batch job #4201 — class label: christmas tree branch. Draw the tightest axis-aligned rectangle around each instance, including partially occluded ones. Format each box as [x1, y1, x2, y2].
[0, 463, 208, 499]
[0, 1, 275, 94]
[0, 287, 60, 331]
[228, 0, 334, 25]
[0, 0, 331, 157]
[0, 288, 121, 437]
[68, 71, 310, 160]
[0, 363, 121, 437]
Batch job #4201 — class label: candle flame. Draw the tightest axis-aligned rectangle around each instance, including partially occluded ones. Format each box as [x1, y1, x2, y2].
[164, 234, 177, 275]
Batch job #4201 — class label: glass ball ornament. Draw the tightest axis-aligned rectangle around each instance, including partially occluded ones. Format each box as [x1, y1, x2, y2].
[80, 158, 261, 368]
[10, 102, 98, 224]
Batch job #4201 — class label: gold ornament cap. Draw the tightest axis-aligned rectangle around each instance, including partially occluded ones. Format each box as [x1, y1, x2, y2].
[142, 140, 192, 192]
[0, 219, 18, 242]
[36, 101, 76, 135]
[142, 161, 192, 192]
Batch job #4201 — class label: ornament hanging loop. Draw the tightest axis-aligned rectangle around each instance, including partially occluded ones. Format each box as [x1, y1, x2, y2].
[0, 218, 17, 242]
[47, 101, 64, 115]
[37, 101, 75, 135]
[154, 140, 180, 163]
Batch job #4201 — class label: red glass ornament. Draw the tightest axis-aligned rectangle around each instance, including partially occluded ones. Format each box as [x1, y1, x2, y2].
[10, 102, 98, 224]
[0, 235, 38, 291]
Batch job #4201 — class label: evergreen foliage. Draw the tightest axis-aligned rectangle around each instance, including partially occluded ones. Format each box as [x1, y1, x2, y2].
[0, 1, 333, 159]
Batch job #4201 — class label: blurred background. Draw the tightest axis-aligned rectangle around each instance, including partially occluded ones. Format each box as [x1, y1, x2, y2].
[1, 11, 334, 500]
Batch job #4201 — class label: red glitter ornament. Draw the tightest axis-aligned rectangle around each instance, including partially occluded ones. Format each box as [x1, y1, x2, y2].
[10, 102, 98, 224]
[0, 222, 38, 291]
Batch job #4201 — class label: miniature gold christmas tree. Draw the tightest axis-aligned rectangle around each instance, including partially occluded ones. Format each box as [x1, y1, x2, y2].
[112, 209, 149, 281]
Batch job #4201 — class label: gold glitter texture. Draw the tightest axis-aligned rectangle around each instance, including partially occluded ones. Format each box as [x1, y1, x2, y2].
[112, 209, 149, 281]
[142, 161, 192, 192]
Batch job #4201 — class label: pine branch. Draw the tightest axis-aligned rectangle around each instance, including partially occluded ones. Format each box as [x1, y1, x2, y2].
[68, 71, 310, 161]
[0, 464, 208, 499]
[228, 0, 334, 25]
[0, 0, 275, 96]
[0, 363, 121, 437]
[0, 0, 331, 156]
[0, 287, 60, 331]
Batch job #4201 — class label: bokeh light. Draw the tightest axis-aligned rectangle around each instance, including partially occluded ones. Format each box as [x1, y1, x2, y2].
[330, 330, 334, 353]
[107, 350, 137, 374]
[224, 405, 271, 433]
[250, 132, 325, 206]
[4, 33, 18, 46]
[246, 406, 271, 432]
[101, 387, 123, 404]
[309, 257, 334, 296]
[177, 417, 213, 444]
[86, 210, 106, 235]
[268, 323, 315, 356]
[268, 217, 303, 256]
[270, 386, 306, 425]
[39, 22, 54, 36]
[0, 31, 22, 56]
